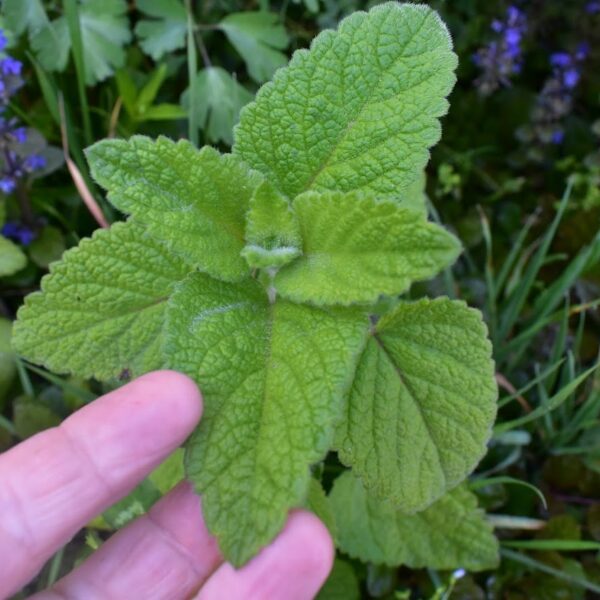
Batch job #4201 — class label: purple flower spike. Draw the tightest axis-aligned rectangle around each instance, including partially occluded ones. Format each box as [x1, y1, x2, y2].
[586, 1, 600, 14]
[12, 126, 27, 143]
[474, 6, 527, 95]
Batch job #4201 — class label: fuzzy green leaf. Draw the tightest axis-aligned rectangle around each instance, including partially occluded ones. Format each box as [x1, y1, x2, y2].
[335, 298, 497, 512]
[13, 221, 191, 381]
[330, 472, 499, 571]
[181, 67, 254, 146]
[0, 236, 27, 277]
[166, 273, 368, 565]
[242, 181, 302, 269]
[273, 191, 461, 306]
[234, 2, 457, 201]
[86, 136, 263, 282]
[219, 12, 288, 83]
[135, 0, 187, 60]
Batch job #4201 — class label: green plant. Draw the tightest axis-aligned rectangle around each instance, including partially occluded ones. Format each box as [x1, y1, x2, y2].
[12, 2, 500, 570]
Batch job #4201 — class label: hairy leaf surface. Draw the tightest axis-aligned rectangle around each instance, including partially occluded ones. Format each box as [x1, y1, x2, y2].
[86, 136, 263, 282]
[330, 472, 499, 571]
[233, 2, 457, 201]
[242, 181, 301, 269]
[166, 273, 368, 565]
[335, 298, 497, 511]
[273, 192, 460, 305]
[13, 221, 191, 380]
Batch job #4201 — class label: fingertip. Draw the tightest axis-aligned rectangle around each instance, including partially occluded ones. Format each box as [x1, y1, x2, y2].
[132, 370, 203, 430]
[285, 510, 335, 585]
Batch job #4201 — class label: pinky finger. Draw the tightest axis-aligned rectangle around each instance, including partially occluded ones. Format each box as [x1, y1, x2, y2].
[195, 511, 334, 600]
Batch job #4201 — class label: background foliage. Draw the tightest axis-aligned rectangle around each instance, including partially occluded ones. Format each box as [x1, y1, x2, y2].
[0, 0, 599, 597]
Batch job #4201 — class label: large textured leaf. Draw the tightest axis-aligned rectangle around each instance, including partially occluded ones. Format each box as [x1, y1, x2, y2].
[242, 181, 301, 269]
[335, 298, 497, 511]
[86, 136, 263, 282]
[0, 236, 27, 277]
[233, 2, 456, 201]
[219, 12, 289, 83]
[273, 191, 461, 305]
[166, 273, 368, 565]
[181, 68, 253, 146]
[13, 221, 191, 381]
[135, 0, 186, 60]
[330, 472, 499, 571]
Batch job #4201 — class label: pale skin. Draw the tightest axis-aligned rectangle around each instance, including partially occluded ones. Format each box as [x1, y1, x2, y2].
[0, 371, 334, 599]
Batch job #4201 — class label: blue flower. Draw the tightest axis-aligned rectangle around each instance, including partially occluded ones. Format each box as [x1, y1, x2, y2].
[0, 31, 7, 52]
[586, 1, 600, 14]
[1, 221, 36, 245]
[24, 154, 46, 171]
[0, 56, 22, 76]
[550, 52, 572, 68]
[0, 177, 16, 194]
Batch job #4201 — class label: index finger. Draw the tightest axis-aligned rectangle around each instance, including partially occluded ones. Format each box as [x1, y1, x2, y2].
[0, 370, 202, 598]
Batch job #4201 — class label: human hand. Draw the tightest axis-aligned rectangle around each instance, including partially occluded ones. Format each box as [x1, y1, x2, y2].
[0, 371, 333, 599]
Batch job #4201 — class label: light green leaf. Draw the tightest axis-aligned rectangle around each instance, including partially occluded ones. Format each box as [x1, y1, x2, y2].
[317, 558, 360, 600]
[219, 12, 288, 83]
[149, 449, 185, 494]
[86, 136, 263, 282]
[242, 181, 301, 269]
[1, 0, 47, 36]
[181, 67, 254, 146]
[234, 2, 457, 201]
[29, 18, 70, 73]
[403, 171, 428, 217]
[335, 298, 497, 511]
[79, 0, 132, 85]
[13, 221, 191, 381]
[135, 0, 187, 61]
[330, 472, 499, 571]
[306, 478, 336, 537]
[273, 191, 461, 306]
[0, 235, 27, 277]
[167, 272, 368, 565]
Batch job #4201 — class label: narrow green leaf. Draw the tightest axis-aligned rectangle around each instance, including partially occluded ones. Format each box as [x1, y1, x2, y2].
[242, 181, 301, 269]
[494, 363, 600, 434]
[502, 540, 600, 551]
[13, 221, 191, 381]
[167, 273, 368, 565]
[330, 472, 499, 571]
[335, 298, 497, 511]
[86, 136, 263, 282]
[234, 2, 457, 201]
[470, 476, 548, 509]
[219, 12, 288, 83]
